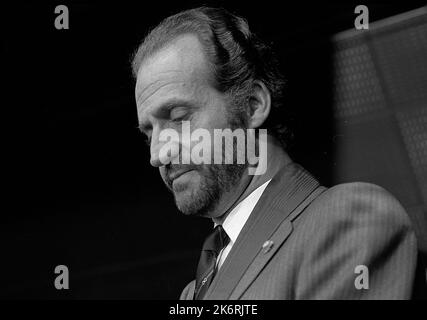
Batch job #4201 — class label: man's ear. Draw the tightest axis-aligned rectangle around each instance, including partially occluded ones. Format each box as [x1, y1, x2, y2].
[247, 80, 271, 129]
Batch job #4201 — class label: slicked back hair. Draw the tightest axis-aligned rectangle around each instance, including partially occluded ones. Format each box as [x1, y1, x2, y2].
[132, 7, 291, 148]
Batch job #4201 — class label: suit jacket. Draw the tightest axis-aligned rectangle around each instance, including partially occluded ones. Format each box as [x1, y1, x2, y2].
[180, 162, 418, 300]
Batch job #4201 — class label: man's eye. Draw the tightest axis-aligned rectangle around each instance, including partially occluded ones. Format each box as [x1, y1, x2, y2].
[171, 113, 190, 122]
[171, 115, 186, 122]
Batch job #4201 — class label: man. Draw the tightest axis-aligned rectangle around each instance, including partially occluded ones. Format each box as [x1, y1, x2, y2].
[132, 7, 417, 299]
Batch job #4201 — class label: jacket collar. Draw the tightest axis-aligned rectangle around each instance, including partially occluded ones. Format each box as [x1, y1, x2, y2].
[202, 161, 320, 299]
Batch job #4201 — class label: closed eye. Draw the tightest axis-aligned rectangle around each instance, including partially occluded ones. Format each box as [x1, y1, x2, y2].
[169, 103, 194, 123]
[171, 114, 190, 122]
[170, 108, 194, 124]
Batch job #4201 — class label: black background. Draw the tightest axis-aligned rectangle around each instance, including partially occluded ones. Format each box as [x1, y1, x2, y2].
[2, 1, 426, 299]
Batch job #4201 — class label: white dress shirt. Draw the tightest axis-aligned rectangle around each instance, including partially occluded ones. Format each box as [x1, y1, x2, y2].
[214, 179, 271, 270]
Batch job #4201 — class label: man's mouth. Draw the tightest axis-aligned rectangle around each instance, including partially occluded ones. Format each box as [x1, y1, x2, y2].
[169, 168, 195, 182]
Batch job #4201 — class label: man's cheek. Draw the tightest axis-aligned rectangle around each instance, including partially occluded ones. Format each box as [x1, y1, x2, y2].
[189, 169, 203, 187]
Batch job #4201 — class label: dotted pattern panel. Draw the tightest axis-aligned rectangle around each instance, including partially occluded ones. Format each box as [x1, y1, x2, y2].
[334, 118, 421, 208]
[333, 39, 386, 119]
[332, 9, 427, 253]
[397, 108, 427, 203]
[372, 21, 427, 109]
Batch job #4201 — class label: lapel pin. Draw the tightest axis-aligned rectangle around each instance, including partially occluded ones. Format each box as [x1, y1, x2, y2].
[262, 240, 274, 253]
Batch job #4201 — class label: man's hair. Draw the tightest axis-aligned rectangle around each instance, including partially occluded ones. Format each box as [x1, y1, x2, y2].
[131, 7, 291, 148]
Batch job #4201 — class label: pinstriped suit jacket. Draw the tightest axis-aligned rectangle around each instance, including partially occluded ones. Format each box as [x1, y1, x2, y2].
[180, 162, 418, 300]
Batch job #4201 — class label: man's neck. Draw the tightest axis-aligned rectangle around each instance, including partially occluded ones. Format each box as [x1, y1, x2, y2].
[212, 136, 292, 224]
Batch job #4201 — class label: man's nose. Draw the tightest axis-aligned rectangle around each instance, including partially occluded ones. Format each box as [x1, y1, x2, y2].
[149, 130, 180, 167]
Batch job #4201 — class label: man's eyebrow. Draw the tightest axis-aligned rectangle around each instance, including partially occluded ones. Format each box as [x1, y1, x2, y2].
[156, 99, 196, 114]
[137, 99, 197, 133]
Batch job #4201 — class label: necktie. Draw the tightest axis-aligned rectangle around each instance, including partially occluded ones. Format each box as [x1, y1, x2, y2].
[194, 225, 230, 300]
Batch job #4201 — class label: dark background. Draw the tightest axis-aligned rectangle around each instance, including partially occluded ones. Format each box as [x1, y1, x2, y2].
[2, 1, 426, 299]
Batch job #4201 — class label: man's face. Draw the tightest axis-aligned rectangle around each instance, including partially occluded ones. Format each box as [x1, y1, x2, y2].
[135, 35, 247, 216]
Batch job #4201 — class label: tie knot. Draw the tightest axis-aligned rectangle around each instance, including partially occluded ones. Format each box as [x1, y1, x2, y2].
[202, 225, 230, 255]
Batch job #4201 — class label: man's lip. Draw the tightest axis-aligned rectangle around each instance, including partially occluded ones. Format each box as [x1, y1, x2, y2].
[169, 169, 194, 181]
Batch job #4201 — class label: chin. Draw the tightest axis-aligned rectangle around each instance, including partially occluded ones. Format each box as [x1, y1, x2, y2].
[175, 194, 203, 216]
[173, 181, 214, 216]
[173, 180, 199, 215]
[168, 167, 225, 216]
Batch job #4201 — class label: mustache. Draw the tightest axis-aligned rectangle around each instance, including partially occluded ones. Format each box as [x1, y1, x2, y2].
[164, 164, 198, 184]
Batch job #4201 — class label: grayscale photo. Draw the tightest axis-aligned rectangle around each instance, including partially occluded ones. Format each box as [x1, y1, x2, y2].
[2, 1, 427, 307]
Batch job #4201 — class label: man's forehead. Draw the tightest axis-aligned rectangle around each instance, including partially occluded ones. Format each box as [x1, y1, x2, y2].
[135, 34, 212, 106]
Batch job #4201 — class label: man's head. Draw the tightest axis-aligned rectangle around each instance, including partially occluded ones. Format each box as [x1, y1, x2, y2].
[132, 7, 287, 217]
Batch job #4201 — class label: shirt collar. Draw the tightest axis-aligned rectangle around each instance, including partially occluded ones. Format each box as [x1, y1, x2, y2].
[214, 179, 271, 244]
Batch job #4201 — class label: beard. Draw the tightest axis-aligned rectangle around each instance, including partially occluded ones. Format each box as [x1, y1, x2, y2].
[161, 108, 249, 216]
[161, 162, 247, 216]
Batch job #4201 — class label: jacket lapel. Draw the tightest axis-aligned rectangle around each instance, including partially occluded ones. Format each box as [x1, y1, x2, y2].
[229, 185, 327, 299]
[204, 162, 320, 300]
[182, 280, 196, 300]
